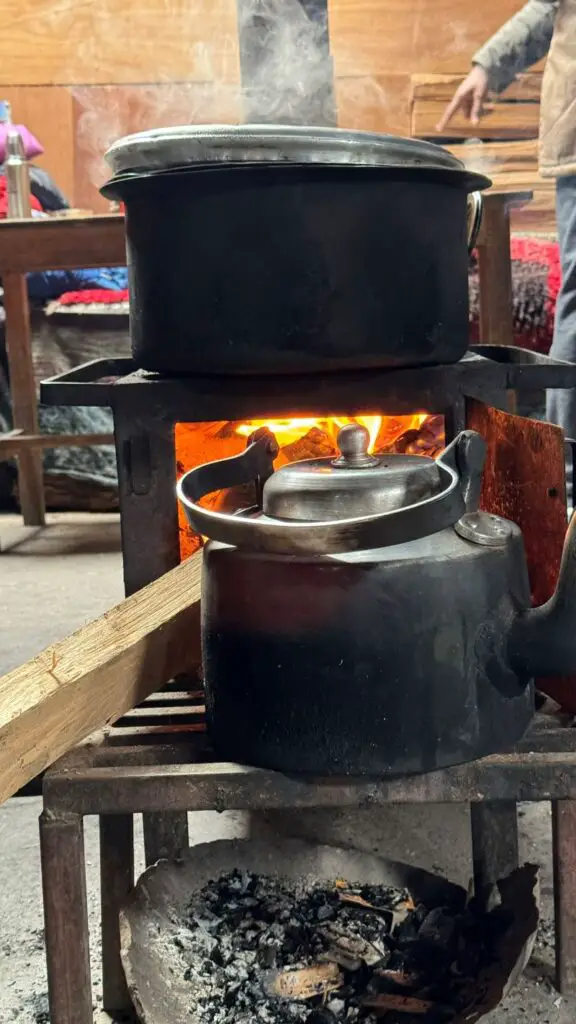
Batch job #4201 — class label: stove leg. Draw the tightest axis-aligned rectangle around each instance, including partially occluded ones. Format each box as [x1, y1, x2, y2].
[114, 410, 190, 868]
[143, 811, 189, 864]
[553, 800, 576, 995]
[100, 814, 134, 1013]
[40, 810, 92, 1024]
[470, 801, 519, 893]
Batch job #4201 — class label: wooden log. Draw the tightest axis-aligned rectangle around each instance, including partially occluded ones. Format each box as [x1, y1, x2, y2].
[0, 551, 202, 805]
[412, 99, 540, 140]
[411, 72, 542, 104]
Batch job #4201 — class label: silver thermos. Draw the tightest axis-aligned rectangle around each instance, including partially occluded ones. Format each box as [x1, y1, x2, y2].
[5, 127, 31, 219]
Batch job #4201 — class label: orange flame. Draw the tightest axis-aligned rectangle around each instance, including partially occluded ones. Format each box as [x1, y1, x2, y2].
[236, 414, 429, 453]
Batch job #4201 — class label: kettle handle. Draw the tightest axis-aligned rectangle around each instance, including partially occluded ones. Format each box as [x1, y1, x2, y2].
[177, 430, 485, 556]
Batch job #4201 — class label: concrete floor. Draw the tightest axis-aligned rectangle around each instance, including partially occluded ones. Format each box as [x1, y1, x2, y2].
[0, 513, 573, 1023]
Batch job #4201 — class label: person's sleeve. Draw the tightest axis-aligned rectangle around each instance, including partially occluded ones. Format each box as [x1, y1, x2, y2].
[472, 0, 559, 93]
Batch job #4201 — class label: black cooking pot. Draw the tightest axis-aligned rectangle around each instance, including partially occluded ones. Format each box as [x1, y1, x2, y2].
[102, 125, 490, 376]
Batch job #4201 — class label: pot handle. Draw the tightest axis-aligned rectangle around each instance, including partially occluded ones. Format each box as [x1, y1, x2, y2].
[467, 191, 483, 252]
[177, 430, 485, 556]
[509, 509, 576, 678]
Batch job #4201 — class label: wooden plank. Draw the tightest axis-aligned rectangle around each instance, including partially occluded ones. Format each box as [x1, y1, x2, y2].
[0, 432, 114, 456]
[412, 98, 540, 140]
[411, 72, 542, 103]
[0, 551, 202, 805]
[2, 273, 45, 526]
[121, 705, 205, 719]
[0, 215, 125, 273]
[0, 0, 241, 86]
[476, 196, 514, 346]
[445, 139, 539, 176]
[509, 193, 556, 235]
[328, 0, 546, 78]
[0, 85, 75, 199]
[72, 82, 242, 212]
[335, 74, 412, 136]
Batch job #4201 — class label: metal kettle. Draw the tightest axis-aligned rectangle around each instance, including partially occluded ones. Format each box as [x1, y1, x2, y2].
[177, 425, 576, 777]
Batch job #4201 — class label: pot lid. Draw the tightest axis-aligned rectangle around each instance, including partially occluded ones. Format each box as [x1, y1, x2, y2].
[105, 123, 489, 186]
[262, 423, 443, 523]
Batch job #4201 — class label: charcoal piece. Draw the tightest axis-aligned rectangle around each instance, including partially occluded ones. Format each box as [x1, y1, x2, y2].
[393, 905, 428, 946]
[412, 907, 457, 966]
[305, 1008, 338, 1024]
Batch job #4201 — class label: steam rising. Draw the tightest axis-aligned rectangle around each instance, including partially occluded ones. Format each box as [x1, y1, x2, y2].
[65, 0, 398, 192]
[49, 1, 521, 195]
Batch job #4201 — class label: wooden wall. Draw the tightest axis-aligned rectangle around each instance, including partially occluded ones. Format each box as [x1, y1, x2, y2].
[331, 0, 544, 135]
[0, 0, 241, 210]
[0, 0, 547, 217]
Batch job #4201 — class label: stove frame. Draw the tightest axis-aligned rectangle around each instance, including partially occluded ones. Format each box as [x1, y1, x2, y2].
[39, 347, 576, 1022]
[41, 705, 576, 1024]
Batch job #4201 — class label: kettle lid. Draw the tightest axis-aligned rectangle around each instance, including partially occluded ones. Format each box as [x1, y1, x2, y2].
[263, 423, 442, 523]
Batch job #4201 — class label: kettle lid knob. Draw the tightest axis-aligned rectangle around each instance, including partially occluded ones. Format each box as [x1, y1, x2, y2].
[333, 423, 378, 468]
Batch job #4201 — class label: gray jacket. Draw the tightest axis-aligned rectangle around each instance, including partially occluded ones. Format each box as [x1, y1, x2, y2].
[473, 0, 558, 93]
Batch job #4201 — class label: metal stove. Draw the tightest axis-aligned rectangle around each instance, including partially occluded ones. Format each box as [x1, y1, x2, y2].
[38, 346, 576, 1023]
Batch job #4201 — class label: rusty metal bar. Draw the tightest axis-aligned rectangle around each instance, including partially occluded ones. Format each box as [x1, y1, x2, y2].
[113, 407, 190, 868]
[553, 800, 576, 995]
[100, 815, 134, 1013]
[42, 751, 576, 817]
[40, 810, 92, 1024]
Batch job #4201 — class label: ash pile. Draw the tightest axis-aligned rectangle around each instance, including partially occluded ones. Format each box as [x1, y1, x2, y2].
[177, 866, 538, 1024]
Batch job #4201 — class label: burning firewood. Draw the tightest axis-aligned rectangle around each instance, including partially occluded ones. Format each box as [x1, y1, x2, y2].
[361, 993, 434, 1014]
[265, 963, 342, 1001]
[278, 427, 338, 465]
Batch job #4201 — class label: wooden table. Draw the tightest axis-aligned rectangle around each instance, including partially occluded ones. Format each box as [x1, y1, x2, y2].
[0, 215, 125, 526]
[0, 194, 529, 527]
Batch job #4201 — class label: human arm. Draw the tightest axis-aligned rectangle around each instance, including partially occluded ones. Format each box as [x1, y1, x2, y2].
[437, 0, 558, 131]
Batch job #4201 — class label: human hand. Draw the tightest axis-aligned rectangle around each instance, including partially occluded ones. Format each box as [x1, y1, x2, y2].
[436, 66, 490, 132]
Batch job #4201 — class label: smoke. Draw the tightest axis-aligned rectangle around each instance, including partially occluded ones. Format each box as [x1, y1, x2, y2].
[57, 0, 398, 193]
[42, 1, 504, 196]
[235, 0, 334, 125]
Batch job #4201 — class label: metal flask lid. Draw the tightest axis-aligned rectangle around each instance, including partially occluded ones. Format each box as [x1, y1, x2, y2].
[262, 424, 443, 523]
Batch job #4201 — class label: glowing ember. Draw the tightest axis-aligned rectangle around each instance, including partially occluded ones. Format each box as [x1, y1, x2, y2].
[175, 413, 444, 560]
[236, 414, 429, 454]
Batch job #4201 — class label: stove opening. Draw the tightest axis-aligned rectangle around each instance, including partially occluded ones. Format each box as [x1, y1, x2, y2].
[175, 414, 445, 558]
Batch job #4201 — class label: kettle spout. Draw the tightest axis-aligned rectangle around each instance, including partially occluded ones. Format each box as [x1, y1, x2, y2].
[509, 512, 576, 677]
